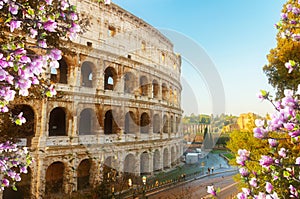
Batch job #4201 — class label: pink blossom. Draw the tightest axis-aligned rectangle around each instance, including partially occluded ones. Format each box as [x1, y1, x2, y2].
[45, 0, 52, 5]
[268, 139, 278, 147]
[278, 148, 287, 158]
[207, 185, 216, 196]
[265, 182, 273, 194]
[259, 155, 273, 169]
[239, 167, 249, 177]
[296, 157, 300, 165]
[9, 20, 21, 32]
[9, 3, 19, 15]
[249, 177, 257, 187]
[43, 20, 57, 32]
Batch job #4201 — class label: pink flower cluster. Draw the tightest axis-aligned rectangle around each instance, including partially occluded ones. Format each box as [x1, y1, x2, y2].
[0, 141, 32, 191]
[0, 0, 81, 190]
[0, 0, 80, 112]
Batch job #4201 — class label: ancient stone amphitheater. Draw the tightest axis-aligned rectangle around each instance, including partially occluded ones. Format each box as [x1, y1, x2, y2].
[3, 0, 183, 198]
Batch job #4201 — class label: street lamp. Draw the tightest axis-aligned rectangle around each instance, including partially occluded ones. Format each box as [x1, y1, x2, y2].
[128, 178, 134, 199]
[111, 185, 115, 199]
[142, 176, 147, 198]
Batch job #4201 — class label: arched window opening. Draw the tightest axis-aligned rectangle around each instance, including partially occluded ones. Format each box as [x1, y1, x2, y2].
[58, 58, 68, 84]
[49, 107, 66, 136]
[163, 115, 169, 134]
[50, 68, 58, 83]
[170, 115, 174, 133]
[124, 154, 136, 174]
[46, 162, 64, 194]
[153, 150, 161, 172]
[3, 168, 31, 199]
[162, 83, 168, 100]
[104, 67, 117, 90]
[77, 159, 91, 190]
[124, 72, 135, 94]
[79, 109, 94, 135]
[171, 147, 176, 166]
[152, 80, 159, 98]
[163, 148, 169, 169]
[169, 89, 174, 103]
[50, 58, 68, 84]
[125, 111, 136, 134]
[6, 105, 35, 141]
[140, 152, 150, 176]
[140, 112, 150, 134]
[139, 76, 148, 96]
[153, 114, 160, 134]
[81, 62, 93, 87]
[104, 110, 118, 135]
[108, 77, 113, 85]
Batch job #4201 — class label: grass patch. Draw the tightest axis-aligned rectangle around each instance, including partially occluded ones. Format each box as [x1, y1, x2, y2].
[223, 153, 235, 160]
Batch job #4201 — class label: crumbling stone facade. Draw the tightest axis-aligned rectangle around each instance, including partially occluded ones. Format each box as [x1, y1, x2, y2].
[3, 1, 183, 198]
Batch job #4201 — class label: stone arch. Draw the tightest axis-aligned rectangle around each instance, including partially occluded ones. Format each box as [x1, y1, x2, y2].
[49, 107, 67, 136]
[6, 105, 35, 145]
[50, 58, 68, 84]
[140, 112, 150, 134]
[170, 115, 174, 133]
[3, 168, 32, 199]
[139, 75, 148, 96]
[153, 149, 161, 171]
[45, 161, 65, 194]
[175, 116, 178, 133]
[81, 61, 94, 88]
[152, 79, 159, 98]
[140, 151, 150, 175]
[124, 72, 135, 94]
[125, 111, 136, 134]
[124, 153, 136, 174]
[163, 115, 169, 134]
[104, 110, 118, 135]
[176, 145, 181, 162]
[103, 156, 117, 182]
[79, 108, 95, 135]
[77, 159, 91, 190]
[169, 88, 174, 103]
[163, 148, 169, 169]
[162, 83, 168, 100]
[153, 114, 160, 134]
[171, 146, 176, 166]
[104, 67, 117, 90]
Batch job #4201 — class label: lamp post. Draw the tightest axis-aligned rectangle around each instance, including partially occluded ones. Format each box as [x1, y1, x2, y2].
[142, 176, 147, 198]
[111, 185, 115, 199]
[128, 178, 133, 199]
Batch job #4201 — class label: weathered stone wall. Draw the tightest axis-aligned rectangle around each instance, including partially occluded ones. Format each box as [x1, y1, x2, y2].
[3, 1, 183, 198]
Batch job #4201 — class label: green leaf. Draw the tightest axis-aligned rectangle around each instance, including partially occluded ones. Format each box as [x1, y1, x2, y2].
[283, 170, 290, 178]
[290, 60, 296, 66]
[13, 64, 18, 72]
[4, 17, 12, 24]
[12, 186, 17, 191]
[46, 91, 52, 97]
[216, 187, 221, 193]
[27, 8, 34, 15]
[15, 119, 22, 125]
[260, 90, 268, 97]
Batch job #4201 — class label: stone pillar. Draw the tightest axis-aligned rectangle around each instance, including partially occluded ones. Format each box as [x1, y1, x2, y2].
[33, 155, 46, 199]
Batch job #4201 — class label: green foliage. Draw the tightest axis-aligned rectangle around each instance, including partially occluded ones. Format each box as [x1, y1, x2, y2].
[263, 0, 300, 98]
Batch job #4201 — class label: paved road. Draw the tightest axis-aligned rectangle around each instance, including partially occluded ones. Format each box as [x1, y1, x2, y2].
[147, 171, 238, 199]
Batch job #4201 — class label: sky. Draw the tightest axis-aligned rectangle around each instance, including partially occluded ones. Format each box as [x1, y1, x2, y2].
[112, 0, 285, 116]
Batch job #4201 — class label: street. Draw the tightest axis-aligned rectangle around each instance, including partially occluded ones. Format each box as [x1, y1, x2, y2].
[147, 171, 238, 199]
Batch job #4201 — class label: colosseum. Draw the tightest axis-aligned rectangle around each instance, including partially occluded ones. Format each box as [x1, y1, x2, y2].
[2, 0, 183, 198]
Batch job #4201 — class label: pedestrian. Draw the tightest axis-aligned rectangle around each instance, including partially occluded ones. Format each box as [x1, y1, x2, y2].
[207, 167, 210, 174]
[211, 166, 214, 173]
